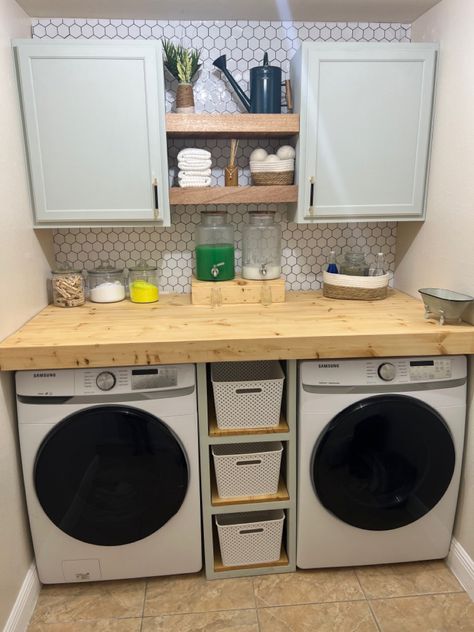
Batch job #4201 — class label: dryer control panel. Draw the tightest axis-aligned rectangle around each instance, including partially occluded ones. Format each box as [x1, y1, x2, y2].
[300, 356, 465, 387]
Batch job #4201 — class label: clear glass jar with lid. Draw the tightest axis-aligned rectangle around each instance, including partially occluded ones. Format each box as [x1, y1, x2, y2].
[242, 211, 282, 280]
[87, 264, 126, 303]
[195, 210, 235, 281]
[51, 264, 85, 307]
[340, 251, 369, 276]
[129, 260, 159, 303]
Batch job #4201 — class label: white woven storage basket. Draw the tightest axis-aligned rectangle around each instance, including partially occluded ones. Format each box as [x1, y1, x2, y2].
[211, 361, 285, 429]
[216, 510, 285, 567]
[323, 271, 390, 301]
[212, 442, 283, 498]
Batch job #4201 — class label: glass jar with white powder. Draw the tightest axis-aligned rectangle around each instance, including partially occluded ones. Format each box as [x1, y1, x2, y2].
[242, 211, 282, 280]
[87, 265, 126, 303]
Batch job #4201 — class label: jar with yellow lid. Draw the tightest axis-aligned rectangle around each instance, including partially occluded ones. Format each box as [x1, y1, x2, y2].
[129, 261, 159, 303]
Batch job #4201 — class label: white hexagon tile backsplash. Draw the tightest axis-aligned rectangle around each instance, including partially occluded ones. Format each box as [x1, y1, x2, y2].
[34, 18, 408, 293]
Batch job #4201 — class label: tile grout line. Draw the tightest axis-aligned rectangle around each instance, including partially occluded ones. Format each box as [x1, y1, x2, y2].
[353, 568, 383, 632]
[251, 576, 261, 632]
[256, 597, 370, 610]
[368, 588, 467, 601]
[139, 579, 149, 632]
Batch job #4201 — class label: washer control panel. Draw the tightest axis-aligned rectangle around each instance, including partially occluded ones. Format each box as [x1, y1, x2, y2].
[409, 359, 452, 381]
[15, 364, 194, 397]
[79, 367, 179, 394]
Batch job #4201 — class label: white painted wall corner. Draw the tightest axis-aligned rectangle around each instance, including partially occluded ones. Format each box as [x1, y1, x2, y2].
[2, 563, 40, 632]
[447, 538, 474, 602]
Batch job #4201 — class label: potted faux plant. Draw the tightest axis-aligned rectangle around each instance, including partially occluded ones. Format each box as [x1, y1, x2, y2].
[162, 39, 201, 113]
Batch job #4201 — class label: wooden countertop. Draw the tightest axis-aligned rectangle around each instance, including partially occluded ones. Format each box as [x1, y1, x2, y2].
[0, 290, 473, 371]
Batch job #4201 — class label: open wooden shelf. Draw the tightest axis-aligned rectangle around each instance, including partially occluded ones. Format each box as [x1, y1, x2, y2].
[209, 411, 289, 438]
[166, 113, 299, 137]
[214, 544, 289, 572]
[211, 475, 289, 507]
[169, 185, 297, 205]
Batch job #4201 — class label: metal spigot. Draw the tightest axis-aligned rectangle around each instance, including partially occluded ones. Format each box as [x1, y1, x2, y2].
[211, 262, 225, 278]
[259, 263, 268, 277]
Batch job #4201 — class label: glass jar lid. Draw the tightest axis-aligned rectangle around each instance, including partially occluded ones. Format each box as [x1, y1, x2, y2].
[88, 263, 124, 275]
[51, 262, 81, 275]
[343, 251, 366, 264]
[129, 260, 157, 272]
[200, 210, 228, 225]
[248, 211, 276, 224]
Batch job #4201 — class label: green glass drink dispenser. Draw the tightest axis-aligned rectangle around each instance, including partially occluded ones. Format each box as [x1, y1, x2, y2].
[195, 210, 235, 281]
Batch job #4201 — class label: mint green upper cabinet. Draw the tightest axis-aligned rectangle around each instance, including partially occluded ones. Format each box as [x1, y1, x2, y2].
[290, 43, 437, 223]
[14, 40, 170, 227]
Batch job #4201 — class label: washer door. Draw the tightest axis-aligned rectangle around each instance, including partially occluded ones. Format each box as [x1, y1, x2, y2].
[312, 395, 455, 531]
[34, 405, 189, 545]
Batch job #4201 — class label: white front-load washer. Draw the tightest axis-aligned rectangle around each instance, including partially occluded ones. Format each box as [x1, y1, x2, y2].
[16, 364, 201, 584]
[297, 356, 466, 568]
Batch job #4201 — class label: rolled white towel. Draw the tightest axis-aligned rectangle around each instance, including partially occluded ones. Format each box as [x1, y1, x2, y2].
[177, 148, 211, 161]
[178, 159, 212, 171]
[178, 169, 212, 179]
[179, 176, 212, 188]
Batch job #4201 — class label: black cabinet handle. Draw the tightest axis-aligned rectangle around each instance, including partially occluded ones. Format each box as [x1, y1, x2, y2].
[152, 178, 159, 219]
[309, 177, 315, 207]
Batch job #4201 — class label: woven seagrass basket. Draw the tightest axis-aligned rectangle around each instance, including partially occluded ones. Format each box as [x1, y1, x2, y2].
[251, 171, 294, 186]
[323, 271, 389, 301]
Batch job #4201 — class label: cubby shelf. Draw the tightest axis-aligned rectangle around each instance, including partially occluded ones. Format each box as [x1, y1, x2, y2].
[209, 412, 289, 439]
[169, 185, 297, 205]
[214, 545, 289, 573]
[166, 113, 300, 138]
[166, 113, 299, 206]
[197, 361, 297, 580]
[211, 475, 290, 508]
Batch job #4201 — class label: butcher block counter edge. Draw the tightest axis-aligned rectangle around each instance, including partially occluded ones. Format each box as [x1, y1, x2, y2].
[0, 290, 473, 371]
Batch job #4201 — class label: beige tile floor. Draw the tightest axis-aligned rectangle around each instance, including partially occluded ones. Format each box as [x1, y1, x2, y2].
[27, 560, 474, 632]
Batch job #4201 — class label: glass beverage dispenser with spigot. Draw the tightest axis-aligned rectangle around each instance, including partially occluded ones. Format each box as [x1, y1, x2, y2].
[242, 211, 282, 280]
[195, 210, 235, 281]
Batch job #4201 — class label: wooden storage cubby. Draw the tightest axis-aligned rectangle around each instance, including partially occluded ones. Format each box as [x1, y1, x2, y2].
[166, 113, 299, 206]
[196, 361, 297, 579]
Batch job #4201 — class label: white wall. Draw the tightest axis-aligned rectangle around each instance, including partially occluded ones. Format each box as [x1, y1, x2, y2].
[0, 0, 53, 626]
[395, 0, 474, 559]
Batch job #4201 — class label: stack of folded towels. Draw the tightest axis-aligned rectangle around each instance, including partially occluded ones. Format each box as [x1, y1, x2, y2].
[178, 148, 212, 188]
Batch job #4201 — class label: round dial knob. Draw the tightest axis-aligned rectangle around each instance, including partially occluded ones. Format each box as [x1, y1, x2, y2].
[96, 371, 116, 391]
[378, 362, 396, 382]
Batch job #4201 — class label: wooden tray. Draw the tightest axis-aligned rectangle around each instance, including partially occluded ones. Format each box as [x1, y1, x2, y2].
[191, 275, 285, 305]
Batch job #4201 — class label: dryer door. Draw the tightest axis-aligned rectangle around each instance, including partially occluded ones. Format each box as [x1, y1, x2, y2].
[34, 405, 189, 545]
[312, 394, 455, 530]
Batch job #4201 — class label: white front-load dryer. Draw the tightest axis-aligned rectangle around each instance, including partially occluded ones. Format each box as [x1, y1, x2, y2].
[16, 364, 201, 584]
[297, 356, 466, 568]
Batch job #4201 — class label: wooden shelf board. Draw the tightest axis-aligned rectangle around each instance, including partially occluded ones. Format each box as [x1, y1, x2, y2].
[209, 412, 289, 437]
[214, 544, 289, 572]
[166, 113, 299, 137]
[211, 475, 289, 507]
[169, 185, 297, 205]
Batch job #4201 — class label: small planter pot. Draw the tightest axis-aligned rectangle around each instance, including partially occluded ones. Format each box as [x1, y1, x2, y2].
[176, 83, 195, 113]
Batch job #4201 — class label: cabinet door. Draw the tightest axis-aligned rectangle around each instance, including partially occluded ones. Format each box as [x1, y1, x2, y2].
[14, 41, 170, 226]
[293, 43, 437, 223]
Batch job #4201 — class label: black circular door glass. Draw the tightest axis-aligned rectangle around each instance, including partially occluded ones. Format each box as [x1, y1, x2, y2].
[34, 405, 189, 546]
[312, 395, 455, 531]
